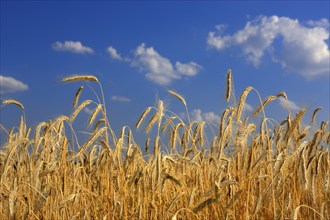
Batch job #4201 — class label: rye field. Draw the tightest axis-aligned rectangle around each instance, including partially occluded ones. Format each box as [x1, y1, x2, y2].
[0, 70, 329, 219]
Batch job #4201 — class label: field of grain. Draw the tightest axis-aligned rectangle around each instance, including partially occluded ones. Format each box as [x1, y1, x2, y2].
[0, 70, 329, 219]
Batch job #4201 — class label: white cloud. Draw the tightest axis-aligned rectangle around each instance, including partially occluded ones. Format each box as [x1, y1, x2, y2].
[207, 15, 330, 78]
[175, 62, 201, 76]
[191, 109, 220, 124]
[107, 46, 123, 61]
[52, 41, 94, 54]
[111, 95, 131, 103]
[307, 18, 329, 29]
[0, 75, 28, 94]
[132, 43, 202, 85]
[278, 97, 300, 111]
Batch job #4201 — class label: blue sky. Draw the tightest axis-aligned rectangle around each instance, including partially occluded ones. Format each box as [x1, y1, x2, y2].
[1, 1, 329, 145]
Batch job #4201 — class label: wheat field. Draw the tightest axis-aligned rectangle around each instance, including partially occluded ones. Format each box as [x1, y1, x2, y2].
[0, 70, 329, 219]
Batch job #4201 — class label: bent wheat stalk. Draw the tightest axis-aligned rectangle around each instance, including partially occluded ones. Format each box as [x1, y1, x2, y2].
[253, 95, 277, 116]
[71, 127, 107, 161]
[2, 99, 25, 110]
[70, 100, 92, 122]
[62, 75, 99, 83]
[237, 86, 253, 123]
[311, 107, 322, 124]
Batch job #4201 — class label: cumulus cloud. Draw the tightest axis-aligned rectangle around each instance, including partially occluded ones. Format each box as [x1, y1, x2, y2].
[191, 109, 220, 124]
[132, 43, 202, 85]
[111, 95, 131, 103]
[107, 46, 123, 61]
[0, 75, 28, 94]
[278, 97, 300, 111]
[175, 62, 201, 76]
[307, 18, 330, 29]
[52, 41, 94, 54]
[207, 15, 330, 79]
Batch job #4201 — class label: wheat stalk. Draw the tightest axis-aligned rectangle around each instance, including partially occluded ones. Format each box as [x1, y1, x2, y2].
[236, 86, 253, 123]
[311, 107, 322, 124]
[168, 90, 186, 107]
[161, 116, 176, 133]
[285, 108, 306, 140]
[276, 92, 288, 100]
[253, 95, 277, 116]
[193, 198, 215, 213]
[73, 86, 84, 107]
[157, 100, 165, 130]
[93, 119, 106, 132]
[226, 69, 232, 102]
[72, 127, 107, 161]
[62, 75, 99, 83]
[172, 123, 184, 149]
[70, 100, 92, 122]
[136, 107, 151, 129]
[146, 113, 158, 134]
[88, 104, 102, 126]
[2, 99, 24, 110]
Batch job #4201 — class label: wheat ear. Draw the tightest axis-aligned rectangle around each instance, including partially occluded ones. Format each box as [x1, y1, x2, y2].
[88, 104, 102, 126]
[168, 90, 186, 107]
[236, 86, 253, 123]
[253, 95, 277, 116]
[70, 100, 92, 122]
[311, 107, 322, 124]
[62, 75, 99, 83]
[136, 107, 151, 129]
[226, 69, 232, 102]
[73, 86, 84, 107]
[276, 92, 288, 100]
[2, 99, 24, 110]
[285, 108, 306, 139]
[72, 127, 107, 160]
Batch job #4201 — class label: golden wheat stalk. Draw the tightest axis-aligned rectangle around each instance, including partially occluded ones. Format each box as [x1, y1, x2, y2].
[226, 69, 232, 102]
[72, 127, 107, 160]
[2, 99, 24, 110]
[311, 107, 322, 124]
[285, 108, 306, 139]
[168, 90, 186, 107]
[146, 113, 158, 134]
[93, 119, 106, 132]
[62, 75, 99, 83]
[145, 138, 150, 154]
[236, 86, 253, 123]
[293, 205, 327, 220]
[136, 107, 151, 129]
[219, 108, 231, 138]
[70, 100, 92, 122]
[193, 198, 215, 213]
[253, 95, 277, 116]
[154, 135, 160, 156]
[73, 86, 84, 107]
[163, 173, 182, 187]
[161, 116, 176, 133]
[18, 115, 26, 139]
[157, 100, 165, 129]
[198, 122, 205, 146]
[172, 123, 184, 149]
[88, 104, 102, 126]
[181, 130, 188, 149]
